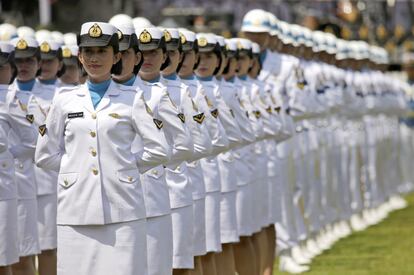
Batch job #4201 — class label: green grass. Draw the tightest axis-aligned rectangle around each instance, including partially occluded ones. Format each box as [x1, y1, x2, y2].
[275, 193, 414, 275]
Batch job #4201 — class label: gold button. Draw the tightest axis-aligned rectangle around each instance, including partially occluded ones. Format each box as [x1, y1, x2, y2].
[92, 168, 98, 175]
[151, 169, 158, 176]
[91, 149, 97, 157]
[90, 131, 96, 138]
[128, 176, 133, 182]
[91, 113, 97, 119]
[64, 179, 69, 186]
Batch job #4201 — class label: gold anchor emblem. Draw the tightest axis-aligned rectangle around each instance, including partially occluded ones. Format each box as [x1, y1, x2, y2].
[40, 42, 51, 53]
[62, 47, 72, 58]
[198, 37, 208, 47]
[16, 39, 28, 50]
[139, 30, 152, 44]
[180, 33, 186, 44]
[164, 30, 172, 42]
[88, 23, 102, 38]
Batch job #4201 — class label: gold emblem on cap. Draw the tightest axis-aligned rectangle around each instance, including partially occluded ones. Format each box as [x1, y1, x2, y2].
[139, 29, 152, 44]
[88, 23, 103, 38]
[164, 30, 172, 42]
[16, 39, 28, 50]
[62, 48, 72, 58]
[237, 41, 243, 50]
[198, 37, 208, 47]
[180, 33, 186, 44]
[40, 42, 51, 53]
[117, 30, 123, 40]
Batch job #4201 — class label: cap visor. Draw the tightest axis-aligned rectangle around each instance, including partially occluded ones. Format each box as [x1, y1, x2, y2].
[40, 52, 59, 60]
[14, 48, 38, 59]
[62, 57, 78, 66]
[198, 46, 215, 52]
[0, 56, 9, 66]
[79, 35, 112, 48]
[139, 41, 161, 51]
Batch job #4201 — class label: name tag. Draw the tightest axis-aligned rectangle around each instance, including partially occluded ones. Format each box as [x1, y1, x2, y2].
[68, 112, 84, 119]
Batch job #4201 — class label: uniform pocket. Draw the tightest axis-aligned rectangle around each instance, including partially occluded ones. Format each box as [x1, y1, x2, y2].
[117, 169, 140, 184]
[58, 172, 78, 188]
[145, 165, 164, 179]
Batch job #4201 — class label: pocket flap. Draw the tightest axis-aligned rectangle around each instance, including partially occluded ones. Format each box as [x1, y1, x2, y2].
[145, 165, 164, 179]
[58, 172, 78, 188]
[118, 169, 140, 183]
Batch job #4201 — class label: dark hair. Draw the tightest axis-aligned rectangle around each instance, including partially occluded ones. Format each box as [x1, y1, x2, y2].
[56, 63, 66, 78]
[111, 59, 123, 75]
[133, 51, 143, 75]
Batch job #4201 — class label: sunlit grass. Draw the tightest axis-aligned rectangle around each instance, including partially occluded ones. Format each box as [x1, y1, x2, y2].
[275, 193, 414, 275]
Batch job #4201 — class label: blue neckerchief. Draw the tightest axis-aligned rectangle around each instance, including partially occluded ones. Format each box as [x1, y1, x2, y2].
[122, 75, 136, 87]
[259, 50, 267, 65]
[146, 75, 161, 83]
[163, 73, 177, 80]
[39, 78, 57, 85]
[180, 74, 195, 80]
[238, 75, 248, 81]
[196, 76, 213, 81]
[87, 79, 111, 109]
[227, 76, 235, 83]
[17, 79, 36, 91]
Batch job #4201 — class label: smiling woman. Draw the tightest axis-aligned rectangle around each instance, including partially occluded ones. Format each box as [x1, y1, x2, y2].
[34, 22, 152, 275]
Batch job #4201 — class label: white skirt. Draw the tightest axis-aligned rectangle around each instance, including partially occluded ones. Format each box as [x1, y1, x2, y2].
[220, 191, 239, 244]
[205, 191, 222, 253]
[171, 205, 194, 269]
[17, 198, 40, 257]
[146, 214, 173, 275]
[37, 194, 57, 251]
[192, 198, 206, 256]
[0, 199, 19, 266]
[236, 184, 254, 237]
[57, 219, 147, 275]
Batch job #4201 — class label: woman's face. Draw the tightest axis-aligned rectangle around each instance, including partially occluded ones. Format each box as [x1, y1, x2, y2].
[223, 57, 237, 80]
[0, 62, 13, 84]
[162, 49, 181, 75]
[39, 57, 62, 80]
[78, 46, 120, 82]
[195, 51, 218, 78]
[178, 50, 197, 78]
[249, 58, 260, 78]
[237, 54, 252, 76]
[59, 64, 80, 85]
[114, 48, 141, 81]
[139, 48, 166, 81]
[15, 56, 40, 82]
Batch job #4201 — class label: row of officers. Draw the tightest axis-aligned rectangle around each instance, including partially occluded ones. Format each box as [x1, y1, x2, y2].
[0, 8, 413, 275]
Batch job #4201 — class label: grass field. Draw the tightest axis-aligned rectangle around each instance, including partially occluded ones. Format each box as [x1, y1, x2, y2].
[275, 193, 414, 275]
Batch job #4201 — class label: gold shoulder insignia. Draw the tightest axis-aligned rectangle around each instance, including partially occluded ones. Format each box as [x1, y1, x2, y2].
[205, 95, 213, 108]
[254, 110, 261, 119]
[274, 107, 281, 113]
[26, 114, 34, 123]
[39, 124, 47, 136]
[266, 106, 272, 114]
[108, 113, 121, 119]
[193, 113, 205, 124]
[177, 113, 186, 123]
[153, 118, 163, 130]
[211, 108, 219, 119]
[18, 100, 27, 112]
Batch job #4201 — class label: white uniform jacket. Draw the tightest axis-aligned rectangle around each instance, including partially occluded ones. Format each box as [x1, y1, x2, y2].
[35, 81, 156, 225]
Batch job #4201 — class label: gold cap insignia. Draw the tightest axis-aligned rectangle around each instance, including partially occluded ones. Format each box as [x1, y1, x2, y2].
[16, 39, 28, 50]
[39, 124, 47, 136]
[88, 23, 102, 38]
[153, 118, 163, 130]
[198, 37, 208, 47]
[40, 42, 51, 53]
[139, 29, 152, 44]
[266, 106, 272, 114]
[193, 113, 205, 124]
[117, 30, 123, 40]
[177, 113, 186, 123]
[205, 95, 213, 108]
[180, 33, 186, 44]
[237, 41, 243, 50]
[164, 30, 172, 42]
[62, 48, 72, 58]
